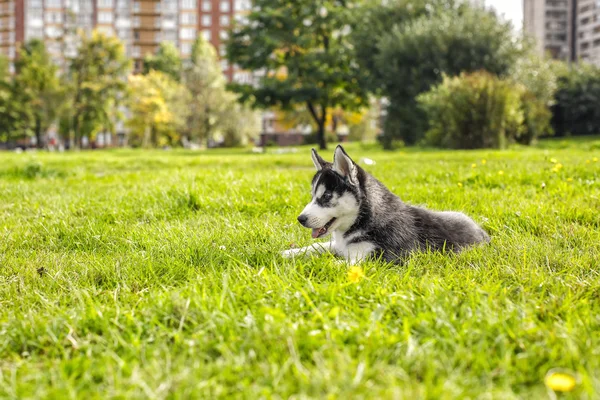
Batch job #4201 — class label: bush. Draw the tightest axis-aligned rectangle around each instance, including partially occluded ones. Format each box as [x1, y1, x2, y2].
[510, 55, 561, 144]
[552, 63, 600, 137]
[418, 71, 524, 149]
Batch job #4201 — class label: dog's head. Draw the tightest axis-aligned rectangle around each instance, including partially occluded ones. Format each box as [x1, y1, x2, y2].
[297, 145, 361, 238]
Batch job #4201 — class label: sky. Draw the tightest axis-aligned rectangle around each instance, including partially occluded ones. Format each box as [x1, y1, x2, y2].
[485, 0, 523, 30]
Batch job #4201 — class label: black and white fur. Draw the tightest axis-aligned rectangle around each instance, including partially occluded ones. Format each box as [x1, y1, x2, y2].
[282, 145, 490, 264]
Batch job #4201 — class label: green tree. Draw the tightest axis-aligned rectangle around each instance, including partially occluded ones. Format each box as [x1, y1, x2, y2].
[67, 30, 130, 148]
[14, 39, 64, 148]
[127, 70, 191, 147]
[353, 2, 523, 147]
[552, 63, 600, 137]
[0, 55, 34, 144]
[143, 42, 183, 82]
[227, 0, 368, 150]
[184, 37, 230, 147]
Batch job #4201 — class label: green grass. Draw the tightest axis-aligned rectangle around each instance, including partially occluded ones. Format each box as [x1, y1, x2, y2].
[1, 139, 599, 399]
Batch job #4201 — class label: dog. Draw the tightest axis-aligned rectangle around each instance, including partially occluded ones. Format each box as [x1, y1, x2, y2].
[282, 145, 490, 264]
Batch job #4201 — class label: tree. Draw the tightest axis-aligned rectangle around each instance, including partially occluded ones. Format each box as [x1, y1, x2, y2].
[143, 42, 183, 82]
[67, 30, 130, 147]
[353, 2, 523, 147]
[227, 0, 368, 150]
[126, 70, 191, 147]
[552, 63, 600, 137]
[14, 39, 64, 148]
[183, 37, 230, 147]
[0, 55, 34, 144]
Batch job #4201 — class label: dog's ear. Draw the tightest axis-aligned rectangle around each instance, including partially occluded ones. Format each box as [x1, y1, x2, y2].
[333, 145, 357, 184]
[311, 148, 329, 171]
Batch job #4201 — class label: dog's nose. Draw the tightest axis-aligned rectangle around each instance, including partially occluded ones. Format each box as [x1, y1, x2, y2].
[297, 215, 308, 226]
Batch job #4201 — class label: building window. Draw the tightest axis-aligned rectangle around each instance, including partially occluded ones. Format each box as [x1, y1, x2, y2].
[164, 30, 177, 41]
[181, 42, 192, 55]
[180, 13, 196, 25]
[220, 30, 228, 40]
[28, 0, 43, 7]
[220, 59, 228, 70]
[26, 27, 44, 38]
[202, 15, 211, 26]
[162, 17, 176, 28]
[180, 27, 196, 39]
[98, 0, 114, 7]
[220, 15, 229, 25]
[219, 44, 226, 56]
[220, 0, 230, 12]
[181, 0, 196, 10]
[98, 12, 114, 23]
[133, 2, 140, 12]
[45, 11, 63, 23]
[202, 29, 211, 40]
[202, 0, 211, 11]
[45, 0, 62, 8]
[45, 26, 62, 38]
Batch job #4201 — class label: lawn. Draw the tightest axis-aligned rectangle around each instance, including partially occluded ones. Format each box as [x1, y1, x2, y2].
[1, 139, 599, 399]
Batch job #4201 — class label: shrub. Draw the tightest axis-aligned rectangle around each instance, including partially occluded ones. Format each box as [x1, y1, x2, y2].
[418, 71, 524, 149]
[510, 55, 561, 144]
[552, 63, 600, 137]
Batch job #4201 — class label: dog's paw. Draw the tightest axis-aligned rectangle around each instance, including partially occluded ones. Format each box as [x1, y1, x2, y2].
[281, 248, 300, 258]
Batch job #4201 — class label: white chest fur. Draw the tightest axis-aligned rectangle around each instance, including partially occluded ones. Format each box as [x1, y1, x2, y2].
[332, 231, 376, 264]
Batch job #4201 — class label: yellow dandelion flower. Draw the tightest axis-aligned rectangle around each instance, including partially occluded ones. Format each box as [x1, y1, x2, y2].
[347, 266, 365, 283]
[457, 182, 463, 187]
[552, 163, 563, 173]
[481, 159, 487, 165]
[471, 163, 477, 168]
[567, 177, 573, 182]
[594, 157, 599, 162]
[550, 158, 558, 164]
[586, 160, 591, 164]
[545, 371, 578, 392]
[498, 170, 504, 175]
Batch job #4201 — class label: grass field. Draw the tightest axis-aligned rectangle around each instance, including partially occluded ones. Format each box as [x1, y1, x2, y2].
[1, 139, 600, 399]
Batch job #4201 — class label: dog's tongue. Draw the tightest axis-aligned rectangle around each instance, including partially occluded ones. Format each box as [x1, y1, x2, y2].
[312, 228, 324, 238]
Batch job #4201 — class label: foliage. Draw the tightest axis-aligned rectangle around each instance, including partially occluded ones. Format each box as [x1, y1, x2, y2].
[127, 71, 191, 147]
[354, 2, 523, 147]
[183, 37, 229, 146]
[551, 63, 600, 137]
[418, 71, 524, 149]
[220, 95, 262, 147]
[143, 42, 183, 82]
[0, 55, 34, 144]
[509, 55, 562, 144]
[227, 0, 368, 149]
[66, 30, 131, 147]
[1, 140, 600, 398]
[183, 37, 259, 148]
[14, 39, 65, 148]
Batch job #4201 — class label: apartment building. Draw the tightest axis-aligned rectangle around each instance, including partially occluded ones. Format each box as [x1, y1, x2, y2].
[524, 0, 572, 61]
[524, 0, 600, 65]
[577, 0, 600, 64]
[0, 0, 252, 79]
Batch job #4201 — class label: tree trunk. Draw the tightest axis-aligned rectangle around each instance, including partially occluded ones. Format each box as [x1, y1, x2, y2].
[143, 125, 151, 148]
[72, 116, 79, 150]
[307, 101, 327, 150]
[317, 120, 326, 150]
[204, 106, 211, 148]
[35, 117, 43, 149]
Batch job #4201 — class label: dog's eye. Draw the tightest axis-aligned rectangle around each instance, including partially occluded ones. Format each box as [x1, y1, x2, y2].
[322, 192, 332, 201]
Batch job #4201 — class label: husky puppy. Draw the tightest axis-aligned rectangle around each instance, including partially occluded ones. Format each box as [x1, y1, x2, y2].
[282, 145, 490, 264]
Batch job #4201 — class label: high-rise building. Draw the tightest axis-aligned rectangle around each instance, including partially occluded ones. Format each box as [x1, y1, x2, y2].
[0, 0, 253, 78]
[524, 0, 572, 61]
[524, 0, 600, 66]
[576, 0, 600, 64]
